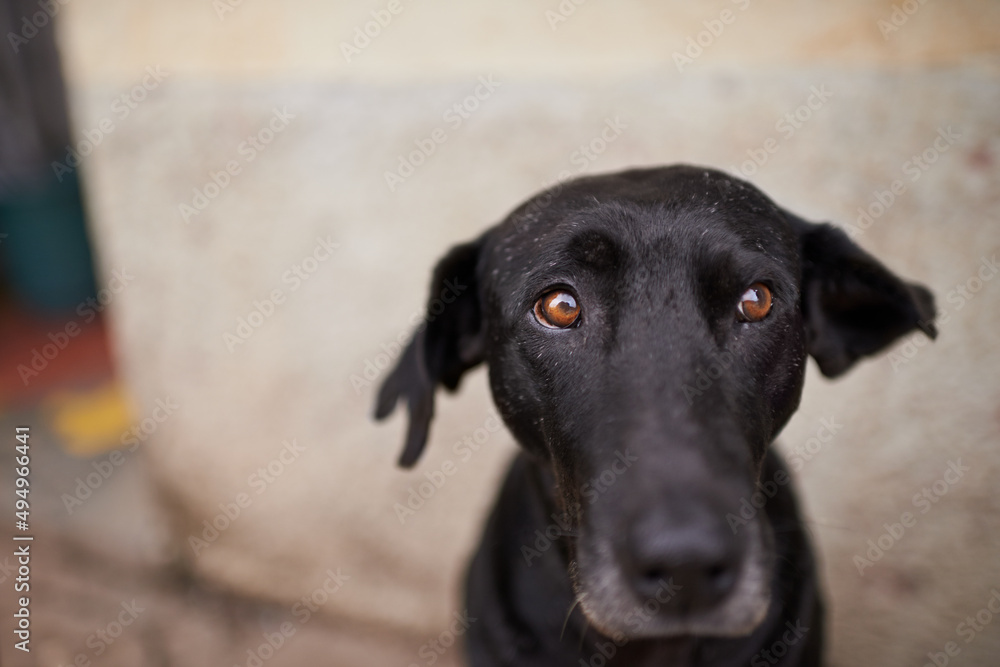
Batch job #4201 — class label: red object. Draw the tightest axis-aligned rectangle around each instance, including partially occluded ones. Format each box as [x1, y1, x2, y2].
[0, 296, 114, 409]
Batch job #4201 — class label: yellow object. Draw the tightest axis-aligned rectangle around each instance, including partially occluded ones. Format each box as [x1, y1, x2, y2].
[46, 381, 135, 457]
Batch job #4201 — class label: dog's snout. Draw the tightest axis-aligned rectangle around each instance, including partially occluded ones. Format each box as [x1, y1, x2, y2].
[626, 513, 741, 614]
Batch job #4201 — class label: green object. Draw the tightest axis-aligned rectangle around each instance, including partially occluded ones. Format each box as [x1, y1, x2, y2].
[0, 171, 97, 315]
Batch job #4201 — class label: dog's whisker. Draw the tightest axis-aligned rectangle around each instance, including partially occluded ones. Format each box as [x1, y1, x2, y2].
[560, 597, 582, 641]
[770, 518, 859, 534]
[798, 519, 857, 532]
[577, 607, 591, 651]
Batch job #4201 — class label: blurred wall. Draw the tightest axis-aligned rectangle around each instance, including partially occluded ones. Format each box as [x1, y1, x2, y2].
[50, 1, 1000, 666]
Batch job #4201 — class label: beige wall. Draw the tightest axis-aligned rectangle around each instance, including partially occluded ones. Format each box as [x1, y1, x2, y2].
[45, 1, 1000, 666]
[59, 0, 999, 86]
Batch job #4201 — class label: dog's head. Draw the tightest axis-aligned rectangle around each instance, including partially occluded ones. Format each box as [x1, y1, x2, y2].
[375, 166, 936, 639]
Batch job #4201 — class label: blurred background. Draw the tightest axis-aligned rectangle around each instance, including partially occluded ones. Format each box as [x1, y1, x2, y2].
[0, 0, 998, 665]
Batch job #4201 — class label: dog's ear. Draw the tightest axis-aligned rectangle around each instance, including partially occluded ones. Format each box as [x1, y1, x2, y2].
[783, 210, 937, 378]
[373, 238, 486, 467]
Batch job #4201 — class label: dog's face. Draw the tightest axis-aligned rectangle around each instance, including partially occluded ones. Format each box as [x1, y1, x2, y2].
[376, 166, 935, 640]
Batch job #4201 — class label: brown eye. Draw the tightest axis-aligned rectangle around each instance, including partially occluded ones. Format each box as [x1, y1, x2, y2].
[534, 290, 581, 329]
[736, 283, 772, 322]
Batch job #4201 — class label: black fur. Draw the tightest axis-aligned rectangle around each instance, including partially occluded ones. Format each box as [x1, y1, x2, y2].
[375, 166, 936, 666]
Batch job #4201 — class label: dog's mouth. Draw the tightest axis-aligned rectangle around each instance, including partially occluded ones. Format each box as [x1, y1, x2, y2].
[569, 517, 773, 640]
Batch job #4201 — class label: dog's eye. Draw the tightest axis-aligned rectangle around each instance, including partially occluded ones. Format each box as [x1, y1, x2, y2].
[736, 283, 772, 322]
[534, 290, 581, 329]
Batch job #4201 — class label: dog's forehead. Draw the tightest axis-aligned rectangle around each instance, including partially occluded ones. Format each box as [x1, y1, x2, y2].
[487, 167, 795, 274]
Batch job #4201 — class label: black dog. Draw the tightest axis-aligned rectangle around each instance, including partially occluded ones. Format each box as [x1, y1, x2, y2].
[375, 166, 936, 666]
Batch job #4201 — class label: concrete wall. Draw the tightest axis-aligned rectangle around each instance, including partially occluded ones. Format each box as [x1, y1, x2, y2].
[57, 1, 1000, 665]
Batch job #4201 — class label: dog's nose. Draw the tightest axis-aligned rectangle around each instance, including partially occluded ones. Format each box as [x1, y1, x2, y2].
[626, 516, 741, 614]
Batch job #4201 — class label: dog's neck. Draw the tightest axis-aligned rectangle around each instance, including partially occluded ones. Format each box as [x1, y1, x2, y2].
[465, 449, 824, 666]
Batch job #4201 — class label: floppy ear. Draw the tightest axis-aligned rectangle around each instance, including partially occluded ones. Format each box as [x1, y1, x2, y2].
[783, 211, 937, 378]
[373, 238, 486, 467]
